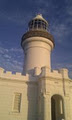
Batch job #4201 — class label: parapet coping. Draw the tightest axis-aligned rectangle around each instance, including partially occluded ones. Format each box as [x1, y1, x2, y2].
[0, 67, 71, 82]
[0, 67, 37, 82]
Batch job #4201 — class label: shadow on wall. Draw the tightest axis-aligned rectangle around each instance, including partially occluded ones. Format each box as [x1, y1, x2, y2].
[27, 82, 38, 120]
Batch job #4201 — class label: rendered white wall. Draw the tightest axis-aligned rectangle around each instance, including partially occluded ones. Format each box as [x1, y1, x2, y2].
[22, 37, 54, 74]
[0, 67, 72, 120]
[0, 76, 38, 120]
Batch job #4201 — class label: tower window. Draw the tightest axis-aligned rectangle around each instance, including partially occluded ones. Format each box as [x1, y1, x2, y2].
[12, 93, 22, 113]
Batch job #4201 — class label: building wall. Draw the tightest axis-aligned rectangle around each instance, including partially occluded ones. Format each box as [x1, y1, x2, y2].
[38, 66, 72, 120]
[70, 85, 72, 120]
[0, 67, 72, 120]
[0, 68, 38, 120]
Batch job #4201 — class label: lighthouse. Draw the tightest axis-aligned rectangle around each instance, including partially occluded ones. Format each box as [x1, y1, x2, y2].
[0, 14, 71, 120]
[21, 14, 54, 74]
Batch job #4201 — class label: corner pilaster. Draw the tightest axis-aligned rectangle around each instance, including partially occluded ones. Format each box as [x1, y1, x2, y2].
[64, 95, 70, 120]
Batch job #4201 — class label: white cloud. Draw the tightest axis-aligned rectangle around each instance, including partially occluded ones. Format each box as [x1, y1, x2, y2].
[67, 7, 72, 16]
[69, 71, 72, 79]
[65, 0, 72, 16]
[3, 54, 11, 59]
[52, 63, 72, 69]
[51, 23, 68, 43]
[10, 48, 23, 52]
[0, 10, 33, 26]
[0, 47, 9, 55]
[0, 46, 23, 72]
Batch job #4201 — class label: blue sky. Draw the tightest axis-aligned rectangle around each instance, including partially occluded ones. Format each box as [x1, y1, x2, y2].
[0, 0, 72, 78]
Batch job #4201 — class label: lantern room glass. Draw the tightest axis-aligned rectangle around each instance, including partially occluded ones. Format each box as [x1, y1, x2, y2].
[29, 19, 48, 31]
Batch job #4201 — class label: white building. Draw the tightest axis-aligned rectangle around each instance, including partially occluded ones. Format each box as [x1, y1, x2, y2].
[0, 14, 72, 120]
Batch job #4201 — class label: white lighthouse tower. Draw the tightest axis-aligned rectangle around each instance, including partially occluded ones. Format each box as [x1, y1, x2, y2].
[0, 13, 71, 120]
[21, 14, 54, 74]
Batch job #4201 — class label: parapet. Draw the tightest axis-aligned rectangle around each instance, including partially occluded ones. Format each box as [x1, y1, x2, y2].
[0, 67, 70, 82]
[33, 66, 69, 79]
[40, 66, 62, 79]
[59, 68, 69, 79]
[34, 67, 41, 76]
[0, 67, 36, 82]
[0, 67, 5, 74]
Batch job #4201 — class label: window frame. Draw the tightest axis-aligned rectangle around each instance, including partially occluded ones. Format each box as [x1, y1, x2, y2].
[12, 92, 22, 113]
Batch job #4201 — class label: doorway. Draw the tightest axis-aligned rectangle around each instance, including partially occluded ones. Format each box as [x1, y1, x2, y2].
[51, 95, 65, 120]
